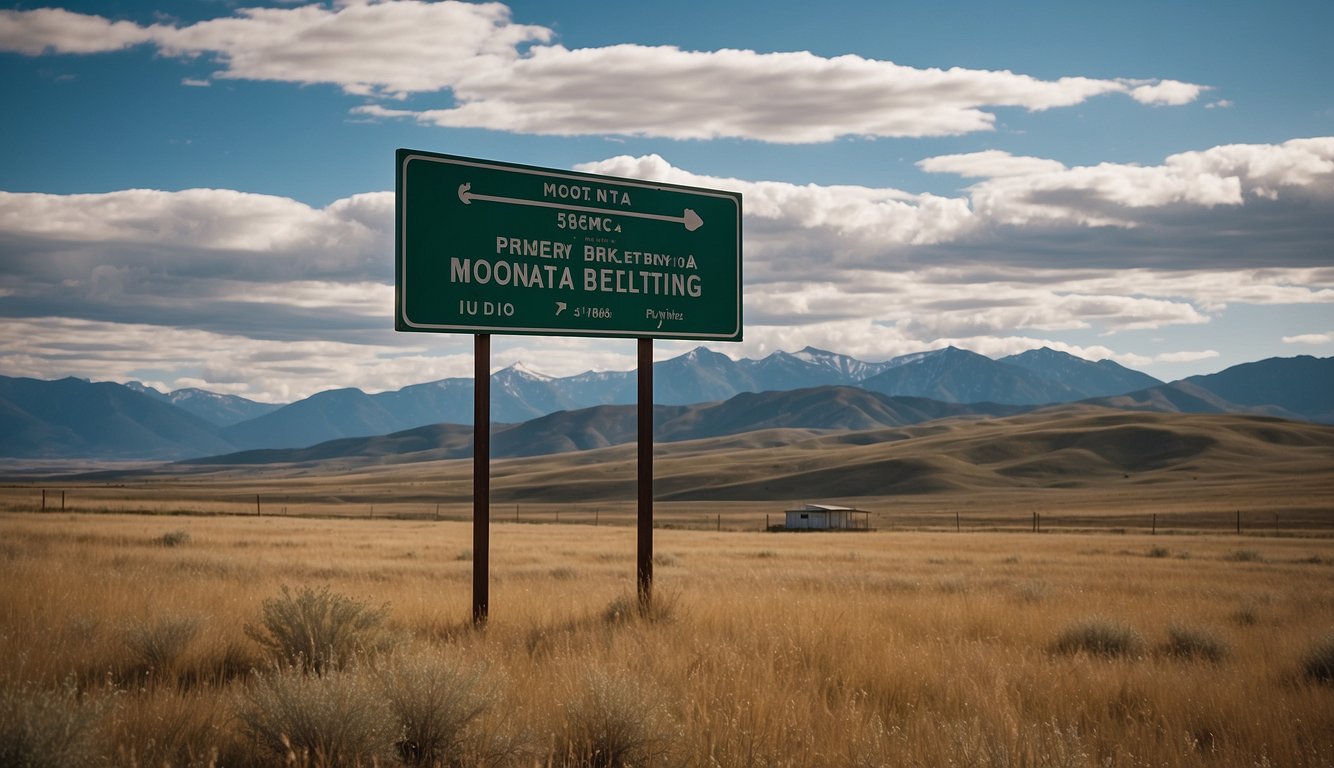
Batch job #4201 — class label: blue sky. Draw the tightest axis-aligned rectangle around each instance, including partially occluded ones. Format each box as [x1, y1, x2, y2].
[1, 0, 1332, 402]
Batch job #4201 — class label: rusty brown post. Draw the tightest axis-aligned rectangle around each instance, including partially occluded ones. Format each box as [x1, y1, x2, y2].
[473, 334, 490, 626]
[637, 338, 653, 612]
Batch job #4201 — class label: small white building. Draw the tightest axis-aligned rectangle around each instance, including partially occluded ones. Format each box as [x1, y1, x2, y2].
[783, 503, 871, 531]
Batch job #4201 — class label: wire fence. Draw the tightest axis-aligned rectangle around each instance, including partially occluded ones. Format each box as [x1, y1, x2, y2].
[5, 486, 1332, 537]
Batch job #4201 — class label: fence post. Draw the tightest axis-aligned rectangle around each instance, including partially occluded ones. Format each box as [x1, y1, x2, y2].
[1236, 510, 1241, 535]
[256, 494, 261, 516]
[955, 511, 960, 533]
[1152, 513, 1156, 535]
[41, 489, 46, 511]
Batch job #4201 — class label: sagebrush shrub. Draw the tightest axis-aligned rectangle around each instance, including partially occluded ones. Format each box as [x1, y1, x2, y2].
[602, 591, 677, 626]
[125, 615, 200, 679]
[158, 530, 191, 547]
[1051, 618, 1146, 658]
[1302, 634, 1334, 684]
[378, 649, 517, 767]
[238, 666, 397, 768]
[245, 585, 393, 675]
[559, 665, 681, 768]
[0, 681, 104, 768]
[1161, 624, 1230, 662]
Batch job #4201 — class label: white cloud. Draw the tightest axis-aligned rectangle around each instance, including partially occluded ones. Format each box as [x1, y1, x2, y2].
[1282, 331, 1334, 345]
[917, 150, 1067, 178]
[4, 143, 1333, 397]
[356, 43, 1201, 142]
[0, 188, 392, 278]
[0, 8, 155, 54]
[0, 315, 488, 402]
[153, 1, 551, 99]
[576, 153, 978, 257]
[367, 45, 1156, 142]
[1126, 79, 1209, 106]
[920, 137, 1334, 228]
[1152, 350, 1220, 364]
[0, 3, 1205, 143]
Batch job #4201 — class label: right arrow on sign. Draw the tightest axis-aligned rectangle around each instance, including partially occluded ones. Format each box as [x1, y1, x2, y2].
[458, 182, 704, 231]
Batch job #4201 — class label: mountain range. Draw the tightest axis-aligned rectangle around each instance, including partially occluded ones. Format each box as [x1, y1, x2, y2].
[1, 347, 1330, 461]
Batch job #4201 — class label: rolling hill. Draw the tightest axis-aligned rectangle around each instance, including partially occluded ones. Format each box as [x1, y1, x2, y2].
[183, 387, 1026, 466]
[1, 350, 1329, 459]
[485, 407, 1334, 503]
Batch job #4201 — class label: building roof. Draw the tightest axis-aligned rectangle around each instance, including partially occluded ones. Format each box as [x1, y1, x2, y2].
[785, 503, 859, 513]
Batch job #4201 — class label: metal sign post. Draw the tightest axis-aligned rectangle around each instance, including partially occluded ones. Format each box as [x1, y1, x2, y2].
[472, 334, 490, 625]
[637, 338, 653, 610]
[395, 150, 741, 624]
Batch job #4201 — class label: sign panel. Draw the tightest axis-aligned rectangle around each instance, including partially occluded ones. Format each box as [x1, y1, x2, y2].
[396, 150, 742, 340]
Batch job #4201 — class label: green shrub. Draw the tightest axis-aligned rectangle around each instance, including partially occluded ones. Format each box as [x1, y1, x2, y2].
[559, 665, 681, 768]
[1302, 634, 1334, 684]
[245, 585, 393, 675]
[1051, 618, 1146, 658]
[238, 666, 397, 768]
[1161, 624, 1230, 662]
[378, 650, 518, 767]
[0, 682, 105, 768]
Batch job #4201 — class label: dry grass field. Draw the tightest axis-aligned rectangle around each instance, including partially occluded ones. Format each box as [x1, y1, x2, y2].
[3, 409, 1333, 766]
[2, 509, 1332, 767]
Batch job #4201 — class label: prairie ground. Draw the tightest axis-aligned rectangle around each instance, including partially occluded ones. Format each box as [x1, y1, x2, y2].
[2, 509, 1332, 767]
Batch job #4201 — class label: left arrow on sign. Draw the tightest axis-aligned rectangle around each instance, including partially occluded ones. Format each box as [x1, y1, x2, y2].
[457, 182, 703, 232]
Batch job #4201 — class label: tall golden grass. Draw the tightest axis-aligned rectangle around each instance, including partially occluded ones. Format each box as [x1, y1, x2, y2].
[1, 511, 1331, 766]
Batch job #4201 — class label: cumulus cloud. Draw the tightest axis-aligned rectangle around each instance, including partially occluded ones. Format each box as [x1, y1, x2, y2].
[0, 189, 393, 280]
[917, 150, 1067, 178]
[0, 315, 476, 402]
[0, 7, 155, 54]
[915, 138, 1334, 244]
[0, 2, 1205, 143]
[1152, 350, 1220, 364]
[152, 1, 551, 98]
[588, 143, 1334, 274]
[359, 45, 1155, 142]
[1282, 331, 1334, 345]
[1126, 79, 1209, 106]
[577, 153, 978, 264]
[4, 143, 1333, 397]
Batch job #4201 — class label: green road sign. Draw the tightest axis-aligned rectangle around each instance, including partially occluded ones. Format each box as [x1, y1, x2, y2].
[396, 150, 742, 340]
